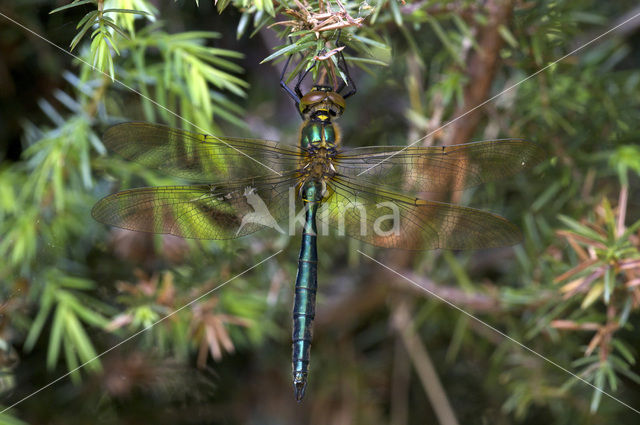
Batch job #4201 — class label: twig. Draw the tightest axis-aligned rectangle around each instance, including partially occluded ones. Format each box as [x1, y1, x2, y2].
[390, 296, 411, 425]
[269, 0, 363, 35]
[617, 184, 628, 238]
[401, 271, 500, 312]
[401, 0, 476, 19]
[445, 0, 514, 146]
[393, 299, 460, 425]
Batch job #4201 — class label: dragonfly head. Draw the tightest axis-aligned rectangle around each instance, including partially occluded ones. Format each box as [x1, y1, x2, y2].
[299, 85, 345, 121]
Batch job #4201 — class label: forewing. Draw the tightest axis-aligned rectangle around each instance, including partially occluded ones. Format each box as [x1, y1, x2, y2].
[318, 176, 522, 250]
[335, 139, 545, 193]
[103, 122, 302, 181]
[92, 175, 298, 239]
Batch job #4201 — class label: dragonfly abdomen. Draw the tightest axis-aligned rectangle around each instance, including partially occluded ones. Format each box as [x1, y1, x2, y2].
[292, 181, 322, 401]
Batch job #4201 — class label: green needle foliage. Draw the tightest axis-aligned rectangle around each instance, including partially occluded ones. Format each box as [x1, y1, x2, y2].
[24, 270, 111, 379]
[2, 0, 251, 411]
[52, 0, 152, 79]
[1, 0, 640, 424]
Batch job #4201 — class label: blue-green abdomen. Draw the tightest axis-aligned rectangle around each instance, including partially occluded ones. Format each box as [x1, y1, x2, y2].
[292, 180, 322, 401]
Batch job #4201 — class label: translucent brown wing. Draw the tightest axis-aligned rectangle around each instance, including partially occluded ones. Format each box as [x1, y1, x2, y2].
[335, 139, 545, 194]
[318, 175, 522, 250]
[92, 175, 300, 239]
[103, 122, 303, 182]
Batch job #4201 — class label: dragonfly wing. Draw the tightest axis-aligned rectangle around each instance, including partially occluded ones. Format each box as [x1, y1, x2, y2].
[319, 176, 521, 250]
[92, 175, 298, 239]
[335, 139, 545, 193]
[103, 122, 303, 181]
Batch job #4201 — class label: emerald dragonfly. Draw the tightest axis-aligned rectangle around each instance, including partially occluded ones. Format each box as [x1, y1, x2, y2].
[92, 54, 545, 401]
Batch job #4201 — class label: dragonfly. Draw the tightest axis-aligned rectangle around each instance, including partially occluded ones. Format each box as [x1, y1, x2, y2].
[92, 51, 545, 402]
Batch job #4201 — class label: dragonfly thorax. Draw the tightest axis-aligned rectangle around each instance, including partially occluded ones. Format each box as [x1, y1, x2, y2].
[299, 143, 337, 182]
[297, 120, 338, 199]
[299, 119, 339, 149]
[297, 156, 335, 202]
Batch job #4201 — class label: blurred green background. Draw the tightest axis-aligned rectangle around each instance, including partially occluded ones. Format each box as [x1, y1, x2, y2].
[1, 0, 640, 424]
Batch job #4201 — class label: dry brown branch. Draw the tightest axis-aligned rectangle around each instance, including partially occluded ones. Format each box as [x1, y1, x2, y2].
[400, 271, 500, 311]
[269, 0, 363, 35]
[317, 266, 500, 331]
[390, 302, 411, 425]
[555, 230, 608, 250]
[445, 0, 514, 147]
[401, 0, 477, 18]
[553, 258, 599, 283]
[392, 298, 460, 425]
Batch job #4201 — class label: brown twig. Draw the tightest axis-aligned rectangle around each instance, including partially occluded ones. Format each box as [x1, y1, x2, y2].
[445, 0, 514, 147]
[390, 300, 411, 425]
[392, 298, 460, 425]
[401, 0, 477, 19]
[269, 0, 363, 35]
[402, 271, 500, 311]
[617, 184, 628, 238]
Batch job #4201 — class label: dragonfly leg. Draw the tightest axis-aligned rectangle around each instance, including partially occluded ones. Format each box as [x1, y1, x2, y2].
[279, 45, 318, 113]
[335, 30, 356, 99]
[295, 60, 317, 98]
[280, 51, 301, 107]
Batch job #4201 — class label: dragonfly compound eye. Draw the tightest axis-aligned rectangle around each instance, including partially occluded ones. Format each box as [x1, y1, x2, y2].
[299, 91, 327, 113]
[299, 90, 345, 118]
[326, 92, 346, 111]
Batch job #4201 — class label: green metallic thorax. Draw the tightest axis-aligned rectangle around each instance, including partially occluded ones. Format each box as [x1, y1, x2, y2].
[299, 120, 337, 150]
[297, 115, 339, 188]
